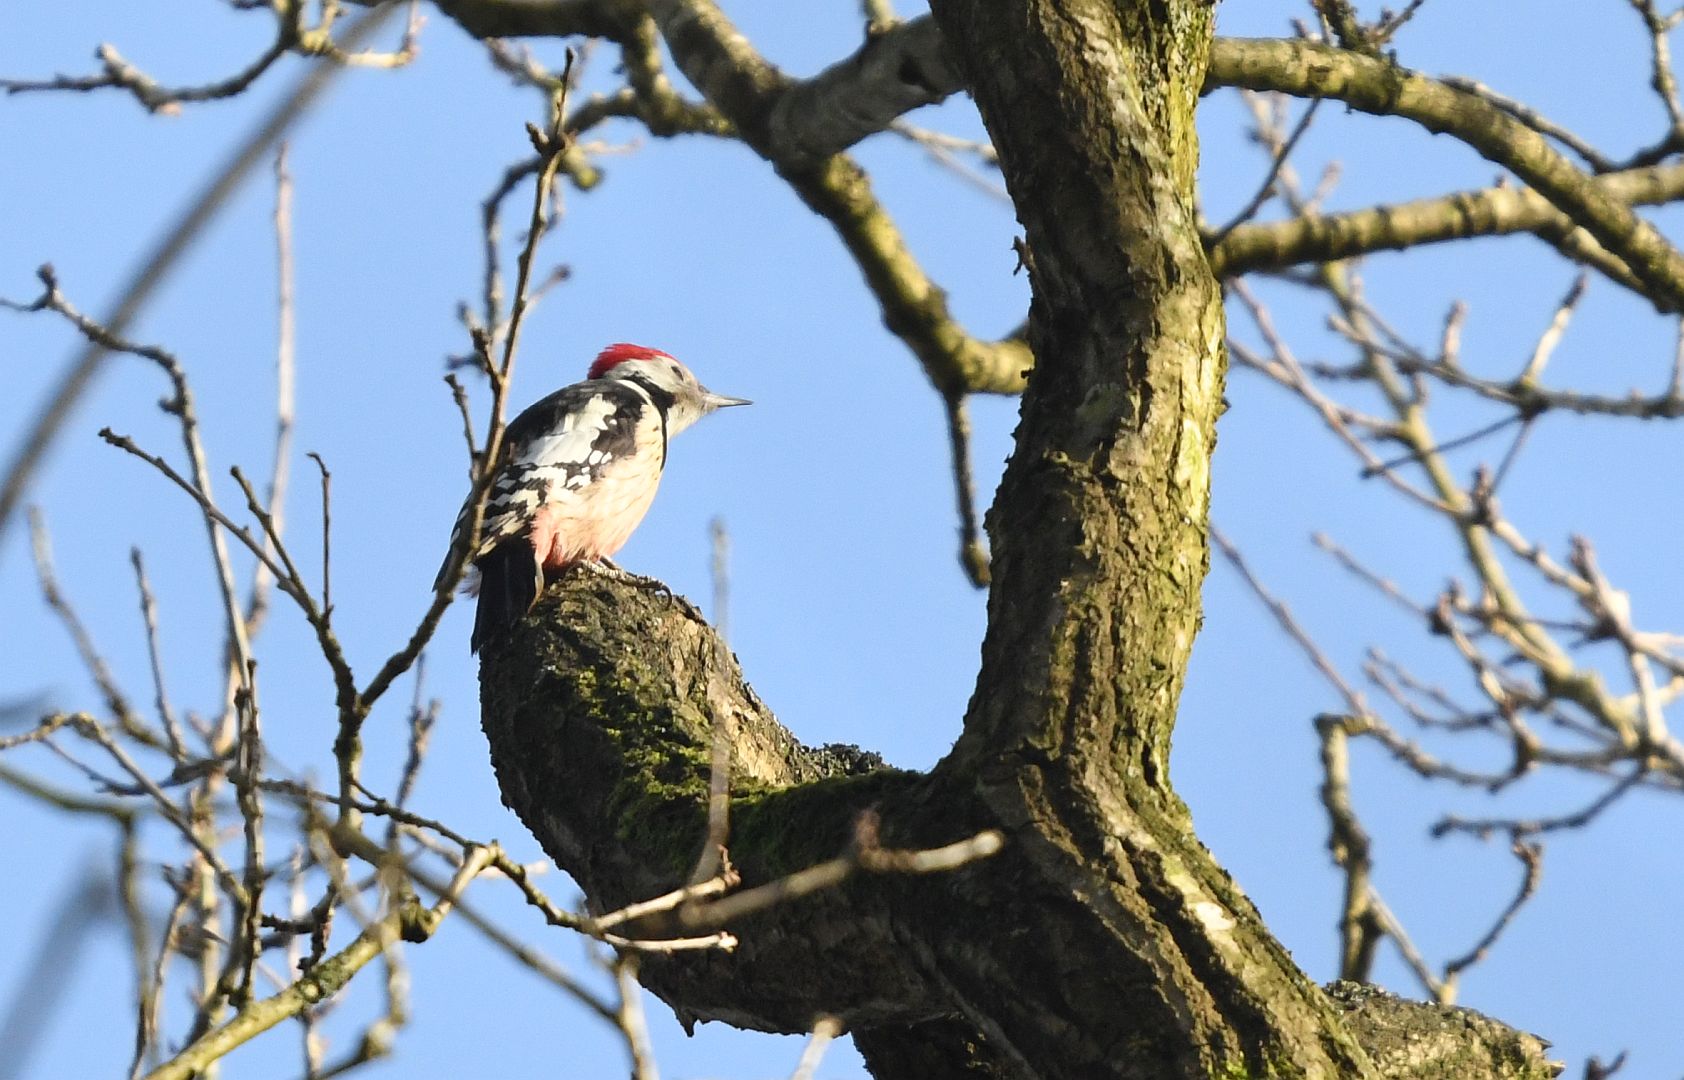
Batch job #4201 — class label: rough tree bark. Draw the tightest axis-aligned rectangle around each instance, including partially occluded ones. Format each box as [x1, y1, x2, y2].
[480, 2, 1563, 1077]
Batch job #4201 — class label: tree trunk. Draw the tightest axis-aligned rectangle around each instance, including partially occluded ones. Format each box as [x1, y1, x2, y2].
[478, 1, 1563, 1076]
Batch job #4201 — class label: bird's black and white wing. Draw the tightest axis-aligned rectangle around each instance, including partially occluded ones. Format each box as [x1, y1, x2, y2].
[432, 380, 652, 592]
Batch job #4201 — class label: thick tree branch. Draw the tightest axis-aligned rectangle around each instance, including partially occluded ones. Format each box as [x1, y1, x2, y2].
[405, 0, 1025, 394]
[413, 0, 622, 39]
[766, 16, 962, 165]
[919, 1, 1377, 1073]
[1327, 983, 1561, 1079]
[1211, 161, 1684, 285]
[1208, 38, 1684, 310]
[779, 156, 1030, 395]
[479, 576, 935, 1026]
[417, 4, 1684, 311]
[635, 0, 1025, 395]
[482, 575, 1561, 1080]
[440, 4, 1575, 1075]
[852, 1017, 1017, 1079]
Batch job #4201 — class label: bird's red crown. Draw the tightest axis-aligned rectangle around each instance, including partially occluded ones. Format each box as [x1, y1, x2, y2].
[588, 342, 674, 381]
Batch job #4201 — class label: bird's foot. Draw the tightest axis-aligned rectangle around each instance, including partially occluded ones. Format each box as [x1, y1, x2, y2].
[574, 559, 638, 585]
[577, 559, 674, 603]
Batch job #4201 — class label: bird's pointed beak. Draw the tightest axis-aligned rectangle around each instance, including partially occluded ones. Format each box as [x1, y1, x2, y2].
[702, 390, 752, 410]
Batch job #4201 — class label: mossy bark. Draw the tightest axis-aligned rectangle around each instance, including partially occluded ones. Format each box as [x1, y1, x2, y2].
[479, 1, 1563, 1077]
[480, 576, 1558, 1079]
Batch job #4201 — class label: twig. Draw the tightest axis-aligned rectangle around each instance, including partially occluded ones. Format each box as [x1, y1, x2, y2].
[130, 889, 192, 1079]
[388, 660, 438, 848]
[476, 156, 540, 339]
[679, 820, 1003, 933]
[1359, 414, 1524, 479]
[1211, 96, 1323, 244]
[27, 509, 152, 745]
[97, 429, 356, 714]
[709, 516, 730, 641]
[1486, 416, 1536, 495]
[790, 1016, 844, 1080]
[145, 847, 493, 1080]
[0, 712, 77, 752]
[1434, 766, 1649, 840]
[0, 758, 136, 818]
[585, 875, 737, 935]
[943, 392, 990, 587]
[115, 823, 154, 1075]
[1366, 889, 1446, 1001]
[1440, 77, 1615, 173]
[1515, 274, 1588, 386]
[1311, 533, 1427, 620]
[247, 143, 298, 641]
[1625, 0, 1684, 161]
[1314, 715, 1381, 982]
[1211, 524, 1367, 713]
[130, 549, 187, 757]
[694, 700, 733, 887]
[356, 60, 580, 760]
[614, 956, 660, 1080]
[1, 36, 292, 115]
[231, 659, 267, 1008]
[286, 848, 325, 1079]
[888, 122, 1007, 199]
[14, 266, 257, 738]
[307, 452, 333, 615]
[442, 375, 479, 470]
[70, 716, 249, 907]
[1439, 840, 1543, 999]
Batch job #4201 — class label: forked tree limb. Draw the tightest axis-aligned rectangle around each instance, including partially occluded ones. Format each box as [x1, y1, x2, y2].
[478, 1, 1571, 1076]
[480, 574, 1560, 1079]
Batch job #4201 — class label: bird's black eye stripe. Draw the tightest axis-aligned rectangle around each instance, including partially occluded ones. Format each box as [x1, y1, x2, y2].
[624, 373, 676, 416]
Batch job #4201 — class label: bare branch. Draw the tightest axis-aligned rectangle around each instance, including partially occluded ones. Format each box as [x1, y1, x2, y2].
[614, 956, 660, 1080]
[790, 1016, 845, 1080]
[943, 393, 990, 587]
[306, 452, 333, 615]
[677, 818, 1004, 933]
[1210, 96, 1324, 244]
[1440, 841, 1543, 998]
[145, 847, 494, 1080]
[354, 70, 581, 806]
[246, 144, 298, 641]
[130, 549, 188, 758]
[1, 36, 292, 115]
[27, 509, 153, 747]
[1209, 38, 1684, 309]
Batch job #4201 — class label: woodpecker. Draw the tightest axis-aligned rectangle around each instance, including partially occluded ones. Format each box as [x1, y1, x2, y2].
[437, 343, 750, 652]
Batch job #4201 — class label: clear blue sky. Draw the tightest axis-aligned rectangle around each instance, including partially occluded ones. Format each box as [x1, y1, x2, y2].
[3, 2, 1681, 1077]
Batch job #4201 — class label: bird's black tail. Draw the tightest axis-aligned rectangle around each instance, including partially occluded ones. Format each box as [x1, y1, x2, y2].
[472, 540, 542, 653]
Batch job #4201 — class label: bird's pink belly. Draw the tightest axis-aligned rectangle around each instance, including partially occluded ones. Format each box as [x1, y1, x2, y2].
[528, 465, 661, 566]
